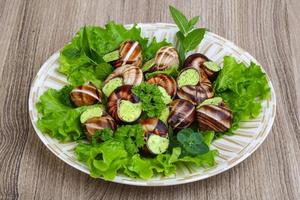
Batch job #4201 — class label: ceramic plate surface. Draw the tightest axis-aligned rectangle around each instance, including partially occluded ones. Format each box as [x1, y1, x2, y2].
[29, 23, 276, 186]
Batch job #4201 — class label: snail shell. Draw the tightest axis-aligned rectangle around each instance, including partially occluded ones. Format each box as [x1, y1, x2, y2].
[147, 74, 177, 98]
[104, 64, 143, 86]
[177, 83, 214, 105]
[70, 83, 102, 107]
[196, 101, 233, 132]
[107, 85, 140, 123]
[168, 99, 195, 130]
[141, 118, 168, 138]
[176, 67, 214, 104]
[112, 40, 142, 68]
[147, 46, 179, 72]
[184, 53, 218, 80]
[84, 114, 117, 140]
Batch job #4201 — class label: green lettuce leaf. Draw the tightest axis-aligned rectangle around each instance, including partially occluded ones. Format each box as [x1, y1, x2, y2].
[75, 140, 128, 180]
[59, 22, 148, 87]
[214, 56, 271, 131]
[36, 86, 87, 141]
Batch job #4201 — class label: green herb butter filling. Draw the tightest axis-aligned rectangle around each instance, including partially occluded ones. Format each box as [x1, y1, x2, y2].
[158, 86, 172, 104]
[197, 97, 223, 108]
[80, 106, 104, 123]
[146, 134, 169, 154]
[177, 68, 199, 88]
[159, 107, 170, 123]
[102, 77, 123, 97]
[118, 100, 142, 122]
[203, 61, 220, 72]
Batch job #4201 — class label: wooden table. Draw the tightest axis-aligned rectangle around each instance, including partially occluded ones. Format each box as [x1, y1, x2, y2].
[0, 0, 299, 199]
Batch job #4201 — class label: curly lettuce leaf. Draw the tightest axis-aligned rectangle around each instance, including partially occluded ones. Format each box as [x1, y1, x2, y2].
[36, 86, 87, 141]
[59, 22, 148, 87]
[214, 56, 271, 130]
[75, 140, 128, 180]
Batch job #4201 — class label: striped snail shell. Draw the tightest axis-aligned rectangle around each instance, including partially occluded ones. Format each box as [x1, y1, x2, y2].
[84, 114, 117, 140]
[176, 67, 214, 104]
[107, 85, 140, 123]
[104, 64, 143, 86]
[177, 83, 214, 105]
[70, 83, 102, 107]
[141, 118, 168, 137]
[111, 40, 142, 68]
[196, 101, 233, 132]
[184, 53, 219, 80]
[146, 74, 177, 98]
[147, 46, 179, 72]
[168, 99, 195, 130]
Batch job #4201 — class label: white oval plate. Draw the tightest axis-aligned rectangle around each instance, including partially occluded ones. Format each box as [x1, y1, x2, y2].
[29, 23, 276, 186]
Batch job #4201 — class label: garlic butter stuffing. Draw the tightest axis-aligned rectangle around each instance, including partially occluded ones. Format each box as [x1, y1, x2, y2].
[36, 6, 270, 180]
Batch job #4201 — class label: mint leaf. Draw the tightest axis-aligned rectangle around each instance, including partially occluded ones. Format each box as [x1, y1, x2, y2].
[176, 32, 186, 63]
[176, 128, 209, 156]
[188, 16, 199, 30]
[183, 28, 206, 52]
[169, 6, 189, 35]
[169, 6, 206, 59]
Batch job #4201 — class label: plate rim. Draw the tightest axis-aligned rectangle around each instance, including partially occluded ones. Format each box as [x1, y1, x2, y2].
[29, 23, 276, 186]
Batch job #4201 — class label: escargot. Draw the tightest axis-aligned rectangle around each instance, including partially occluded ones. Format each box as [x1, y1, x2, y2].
[70, 83, 102, 107]
[144, 46, 179, 72]
[107, 85, 142, 123]
[102, 64, 143, 97]
[147, 74, 177, 98]
[168, 99, 195, 130]
[184, 53, 220, 81]
[84, 115, 117, 140]
[196, 98, 233, 132]
[176, 67, 214, 104]
[103, 40, 142, 68]
[140, 118, 169, 155]
[80, 106, 117, 140]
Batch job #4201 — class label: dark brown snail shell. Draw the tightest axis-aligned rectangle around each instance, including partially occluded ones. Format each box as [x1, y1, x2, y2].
[140, 118, 169, 155]
[177, 83, 214, 105]
[168, 99, 195, 130]
[111, 40, 142, 68]
[146, 74, 177, 98]
[84, 114, 117, 140]
[147, 46, 179, 72]
[184, 53, 219, 80]
[104, 64, 143, 86]
[176, 67, 214, 104]
[107, 85, 140, 123]
[196, 101, 233, 132]
[70, 83, 102, 107]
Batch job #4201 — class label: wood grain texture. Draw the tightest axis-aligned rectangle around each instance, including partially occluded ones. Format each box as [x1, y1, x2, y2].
[0, 0, 299, 199]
